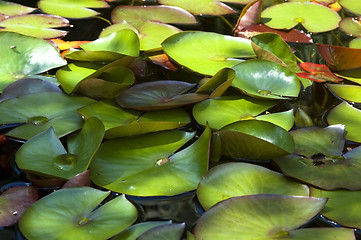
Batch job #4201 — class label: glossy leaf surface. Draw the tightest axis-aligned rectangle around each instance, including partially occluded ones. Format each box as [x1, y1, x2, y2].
[196, 68, 235, 98]
[158, 0, 236, 15]
[112, 221, 172, 240]
[255, 109, 294, 131]
[326, 84, 361, 103]
[296, 62, 343, 83]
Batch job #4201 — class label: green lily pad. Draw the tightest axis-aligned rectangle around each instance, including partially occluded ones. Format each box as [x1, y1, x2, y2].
[162, 31, 255, 76]
[326, 83, 361, 103]
[339, 0, 361, 15]
[294, 107, 314, 127]
[232, 60, 301, 99]
[261, 2, 341, 33]
[0, 31, 66, 92]
[111, 5, 197, 29]
[197, 162, 309, 210]
[99, 22, 138, 38]
[137, 223, 185, 240]
[0, 1, 35, 16]
[192, 96, 276, 130]
[336, 68, 361, 85]
[349, 38, 361, 48]
[255, 109, 295, 131]
[15, 117, 104, 180]
[339, 17, 361, 38]
[311, 186, 361, 229]
[218, 120, 294, 160]
[327, 101, 361, 142]
[38, 0, 109, 19]
[90, 126, 211, 196]
[158, 0, 236, 15]
[19, 187, 137, 240]
[196, 68, 235, 98]
[0, 92, 95, 139]
[112, 221, 172, 240]
[116, 80, 208, 111]
[0, 14, 69, 39]
[194, 194, 330, 240]
[78, 100, 190, 138]
[251, 33, 300, 72]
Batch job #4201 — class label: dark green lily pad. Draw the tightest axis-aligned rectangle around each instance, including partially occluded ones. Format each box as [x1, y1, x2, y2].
[78, 100, 190, 138]
[137, 223, 185, 240]
[327, 101, 361, 142]
[194, 194, 331, 240]
[158, 0, 236, 15]
[38, 0, 109, 19]
[90, 126, 210, 196]
[0, 1, 35, 16]
[311, 186, 361, 229]
[19, 187, 137, 240]
[112, 221, 172, 240]
[339, 17, 361, 38]
[0, 14, 69, 39]
[0, 31, 66, 92]
[111, 5, 197, 29]
[192, 96, 276, 130]
[339, 0, 361, 15]
[217, 120, 294, 160]
[116, 80, 208, 111]
[0, 92, 95, 139]
[162, 31, 255, 76]
[196, 68, 235, 98]
[15, 117, 104, 180]
[326, 84, 361, 103]
[0, 186, 39, 227]
[232, 60, 301, 99]
[197, 162, 309, 210]
[261, 2, 341, 33]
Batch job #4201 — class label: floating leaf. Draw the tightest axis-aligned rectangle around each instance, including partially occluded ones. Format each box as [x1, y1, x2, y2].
[326, 83, 361, 103]
[296, 62, 343, 82]
[255, 109, 295, 131]
[159, 0, 236, 15]
[261, 2, 341, 33]
[38, 0, 109, 19]
[162, 31, 255, 76]
[15, 117, 104, 180]
[336, 68, 361, 85]
[112, 221, 172, 240]
[349, 38, 361, 48]
[91, 126, 210, 196]
[19, 187, 137, 240]
[232, 0, 262, 35]
[197, 162, 309, 210]
[111, 5, 197, 29]
[232, 60, 301, 99]
[0, 1, 35, 16]
[339, 17, 361, 38]
[62, 170, 91, 188]
[137, 223, 185, 240]
[0, 32, 66, 92]
[339, 0, 361, 15]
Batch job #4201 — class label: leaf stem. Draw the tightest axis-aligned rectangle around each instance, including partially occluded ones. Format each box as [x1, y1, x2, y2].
[219, 15, 234, 31]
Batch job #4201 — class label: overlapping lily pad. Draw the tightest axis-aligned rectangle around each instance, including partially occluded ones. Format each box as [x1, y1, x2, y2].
[162, 31, 255, 76]
[0, 31, 66, 92]
[261, 2, 341, 33]
[158, 0, 236, 15]
[217, 120, 294, 160]
[19, 187, 137, 240]
[116, 80, 208, 111]
[349, 38, 361, 48]
[90, 126, 211, 196]
[232, 60, 301, 99]
[137, 223, 185, 240]
[196, 68, 235, 98]
[112, 221, 172, 240]
[255, 109, 295, 131]
[194, 194, 354, 240]
[0, 1, 35, 16]
[339, 0, 361, 15]
[197, 162, 309, 210]
[15, 117, 104, 180]
[78, 100, 191, 138]
[326, 83, 361, 103]
[339, 17, 361, 38]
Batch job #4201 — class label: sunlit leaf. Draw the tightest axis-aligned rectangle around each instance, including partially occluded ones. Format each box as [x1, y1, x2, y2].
[232, 0, 262, 35]
[0, 1, 35, 16]
[326, 83, 361, 103]
[295, 62, 343, 82]
[339, 0, 361, 15]
[339, 17, 361, 38]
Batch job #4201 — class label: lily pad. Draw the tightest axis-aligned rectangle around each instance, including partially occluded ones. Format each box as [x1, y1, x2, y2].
[111, 5, 197, 29]
[339, 17, 361, 38]
[0, 14, 69, 39]
[326, 83, 361, 103]
[162, 31, 255, 76]
[231, 60, 301, 99]
[15, 117, 104, 180]
[90, 126, 211, 196]
[0, 92, 95, 139]
[336, 68, 361, 85]
[158, 0, 236, 15]
[327, 101, 361, 142]
[116, 80, 208, 111]
[196, 68, 235, 98]
[255, 109, 295, 131]
[311, 186, 361, 229]
[0, 31, 66, 92]
[0, 1, 35, 16]
[62, 170, 91, 188]
[339, 0, 361, 15]
[38, 0, 110, 19]
[197, 162, 309, 210]
[217, 120, 294, 160]
[192, 96, 276, 129]
[112, 221, 172, 240]
[194, 194, 332, 240]
[19, 187, 137, 240]
[78, 100, 190, 138]
[261, 2, 341, 33]
[349, 38, 361, 48]
[137, 223, 185, 240]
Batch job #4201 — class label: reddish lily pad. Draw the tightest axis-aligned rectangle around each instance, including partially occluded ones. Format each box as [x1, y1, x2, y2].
[232, 0, 262, 35]
[0, 186, 39, 227]
[326, 83, 361, 103]
[116, 80, 208, 111]
[0, 1, 35, 16]
[296, 62, 343, 82]
[62, 170, 91, 188]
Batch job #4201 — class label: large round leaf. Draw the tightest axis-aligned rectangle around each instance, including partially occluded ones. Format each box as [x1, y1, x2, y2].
[0, 32, 66, 92]
[194, 194, 329, 240]
[327, 101, 361, 142]
[261, 2, 341, 33]
[197, 162, 309, 210]
[162, 31, 255, 76]
[326, 84, 361, 103]
[231, 60, 301, 99]
[19, 187, 137, 240]
[217, 120, 294, 160]
[158, 0, 236, 15]
[78, 101, 190, 138]
[91, 126, 211, 196]
[15, 117, 104, 180]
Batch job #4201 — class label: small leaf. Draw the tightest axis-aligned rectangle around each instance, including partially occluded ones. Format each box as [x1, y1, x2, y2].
[295, 62, 343, 82]
[232, 0, 262, 35]
[0, 1, 35, 16]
